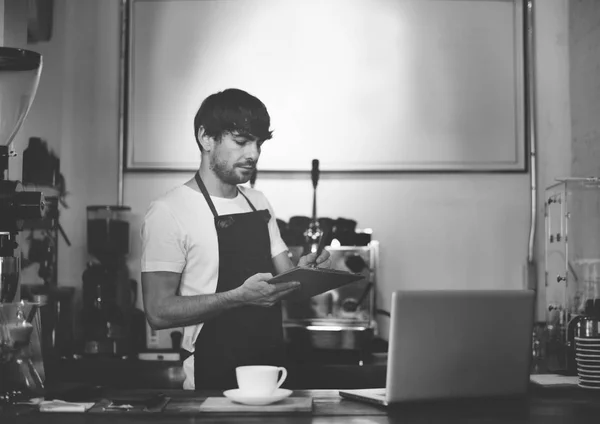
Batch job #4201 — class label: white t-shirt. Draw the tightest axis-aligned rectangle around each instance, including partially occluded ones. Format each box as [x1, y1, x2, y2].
[140, 184, 288, 389]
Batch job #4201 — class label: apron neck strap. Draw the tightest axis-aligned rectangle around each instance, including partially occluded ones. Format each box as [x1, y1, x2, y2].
[195, 171, 219, 217]
[237, 188, 257, 212]
[194, 172, 257, 217]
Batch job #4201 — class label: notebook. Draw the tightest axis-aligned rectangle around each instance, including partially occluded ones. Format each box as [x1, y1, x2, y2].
[267, 266, 363, 301]
[339, 289, 535, 405]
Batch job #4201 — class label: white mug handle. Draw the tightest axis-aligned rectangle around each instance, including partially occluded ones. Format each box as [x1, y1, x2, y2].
[275, 367, 287, 389]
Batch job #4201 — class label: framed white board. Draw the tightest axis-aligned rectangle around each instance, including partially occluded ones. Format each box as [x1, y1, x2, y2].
[124, 0, 527, 172]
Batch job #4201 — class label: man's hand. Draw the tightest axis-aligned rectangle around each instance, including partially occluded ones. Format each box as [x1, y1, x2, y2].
[233, 273, 300, 307]
[298, 249, 332, 269]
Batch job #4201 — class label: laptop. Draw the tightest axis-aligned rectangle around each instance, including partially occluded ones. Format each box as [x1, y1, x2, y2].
[339, 289, 535, 405]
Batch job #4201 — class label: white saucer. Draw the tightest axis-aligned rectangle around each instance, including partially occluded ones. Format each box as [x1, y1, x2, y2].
[223, 388, 292, 406]
[576, 343, 600, 348]
[577, 362, 600, 370]
[578, 382, 600, 390]
[576, 347, 600, 354]
[576, 358, 600, 365]
[576, 353, 600, 359]
[578, 366, 600, 374]
[575, 337, 600, 342]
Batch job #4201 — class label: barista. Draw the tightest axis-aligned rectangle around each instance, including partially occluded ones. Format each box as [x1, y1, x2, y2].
[141, 88, 330, 390]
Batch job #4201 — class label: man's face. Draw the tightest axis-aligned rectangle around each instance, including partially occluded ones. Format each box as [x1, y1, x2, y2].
[209, 131, 264, 185]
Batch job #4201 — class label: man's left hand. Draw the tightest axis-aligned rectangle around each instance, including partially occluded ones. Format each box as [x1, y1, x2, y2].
[298, 249, 332, 269]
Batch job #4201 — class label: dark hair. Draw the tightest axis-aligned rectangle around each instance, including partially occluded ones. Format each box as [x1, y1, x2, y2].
[193, 88, 273, 150]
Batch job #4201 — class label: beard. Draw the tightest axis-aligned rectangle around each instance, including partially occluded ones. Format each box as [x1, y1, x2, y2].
[210, 155, 251, 185]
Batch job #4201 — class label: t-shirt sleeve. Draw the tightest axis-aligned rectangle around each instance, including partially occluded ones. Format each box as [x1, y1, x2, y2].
[141, 200, 186, 273]
[263, 197, 288, 258]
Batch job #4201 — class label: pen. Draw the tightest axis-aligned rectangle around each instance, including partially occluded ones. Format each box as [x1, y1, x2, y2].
[311, 228, 328, 268]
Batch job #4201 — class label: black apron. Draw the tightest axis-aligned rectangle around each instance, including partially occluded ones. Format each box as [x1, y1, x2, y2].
[192, 172, 285, 390]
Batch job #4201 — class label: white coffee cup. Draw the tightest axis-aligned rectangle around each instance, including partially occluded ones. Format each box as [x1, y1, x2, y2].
[235, 365, 287, 397]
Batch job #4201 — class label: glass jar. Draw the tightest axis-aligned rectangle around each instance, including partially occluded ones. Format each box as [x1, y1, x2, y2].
[0, 301, 44, 405]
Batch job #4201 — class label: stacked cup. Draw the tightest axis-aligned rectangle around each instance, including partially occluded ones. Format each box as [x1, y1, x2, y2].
[575, 336, 600, 389]
[572, 306, 600, 389]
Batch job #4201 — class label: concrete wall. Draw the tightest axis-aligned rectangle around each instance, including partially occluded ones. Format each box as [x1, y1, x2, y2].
[562, 0, 600, 311]
[7, 0, 121, 339]
[0, 0, 28, 47]
[533, 0, 572, 324]
[570, 0, 600, 177]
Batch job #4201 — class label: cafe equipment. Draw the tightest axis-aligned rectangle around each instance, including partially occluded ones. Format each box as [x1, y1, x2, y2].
[22, 137, 61, 188]
[0, 47, 45, 304]
[0, 47, 47, 406]
[568, 314, 600, 389]
[0, 301, 44, 405]
[284, 242, 379, 362]
[21, 136, 71, 286]
[303, 159, 323, 255]
[545, 177, 600, 375]
[284, 216, 371, 249]
[81, 205, 134, 357]
[21, 284, 75, 365]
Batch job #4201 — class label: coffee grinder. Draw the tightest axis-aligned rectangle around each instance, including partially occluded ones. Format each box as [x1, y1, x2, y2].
[0, 47, 46, 405]
[82, 205, 134, 357]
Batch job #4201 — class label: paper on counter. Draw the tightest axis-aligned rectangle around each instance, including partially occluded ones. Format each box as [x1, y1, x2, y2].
[39, 399, 95, 412]
[530, 374, 579, 386]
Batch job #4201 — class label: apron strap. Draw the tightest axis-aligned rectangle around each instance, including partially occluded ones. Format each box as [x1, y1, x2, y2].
[195, 171, 259, 216]
[181, 348, 193, 362]
[237, 188, 257, 212]
[195, 172, 219, 218]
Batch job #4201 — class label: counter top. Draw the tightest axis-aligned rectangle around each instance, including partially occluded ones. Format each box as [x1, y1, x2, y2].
[53, 353, 388, 389]
[3, 385, 600, 423]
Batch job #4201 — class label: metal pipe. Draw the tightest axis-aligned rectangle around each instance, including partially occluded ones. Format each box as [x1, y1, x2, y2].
[117, 0, 129, 206]
[526, 0, 538, 272]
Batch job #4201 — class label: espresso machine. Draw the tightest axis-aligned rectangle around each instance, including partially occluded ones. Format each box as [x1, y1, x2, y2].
[282, 159, 379, 364]
[545, 177, 600, 374]
[303, 159, 324, 255]
[0, 47, 46, 404]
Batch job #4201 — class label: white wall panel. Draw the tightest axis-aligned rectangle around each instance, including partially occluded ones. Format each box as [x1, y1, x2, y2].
[126, 0, 526, 171]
